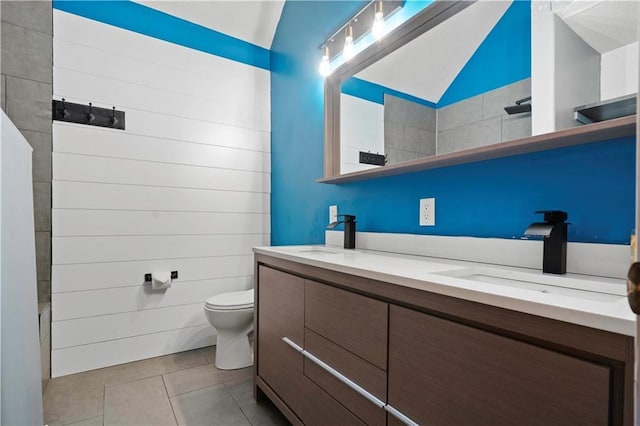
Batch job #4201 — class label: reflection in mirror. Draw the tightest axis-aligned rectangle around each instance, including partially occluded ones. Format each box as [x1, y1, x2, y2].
[336, 0, 638, 175]
[532, 1, 639, 134]
[340, 1, 531, 173]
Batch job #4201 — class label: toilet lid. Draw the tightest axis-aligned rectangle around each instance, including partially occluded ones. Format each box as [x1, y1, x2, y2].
[205, 290, 254, 310]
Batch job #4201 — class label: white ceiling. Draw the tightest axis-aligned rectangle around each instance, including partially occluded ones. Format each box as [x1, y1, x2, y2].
[136, 0, 285, 49]
[553, 0, 638, 53]
[355, 1, 512, 104]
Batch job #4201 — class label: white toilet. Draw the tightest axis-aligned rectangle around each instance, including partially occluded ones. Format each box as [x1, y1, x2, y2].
[203, 289, 254, 370]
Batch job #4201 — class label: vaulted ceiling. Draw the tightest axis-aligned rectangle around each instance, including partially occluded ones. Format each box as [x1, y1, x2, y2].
[136, 0, 285, 49]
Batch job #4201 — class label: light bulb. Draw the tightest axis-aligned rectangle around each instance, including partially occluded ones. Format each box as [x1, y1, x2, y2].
[318, 53, 331, 77]
[372, 10, 386, 40]
[343, 25, 355, 60]
[343, 36, 355, 60]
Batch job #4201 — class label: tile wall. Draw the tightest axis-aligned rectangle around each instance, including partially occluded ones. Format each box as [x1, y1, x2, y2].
[1, 1, 53, 303]
[437, 78, 532, 154]
[380, 79, 531, 162]
[383, 94, 436, 164]
[1, 0, 53, 391]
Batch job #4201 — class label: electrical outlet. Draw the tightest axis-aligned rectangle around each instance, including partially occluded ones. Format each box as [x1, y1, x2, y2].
[329, 205, 338, 224]
[419, 198, 435, 226]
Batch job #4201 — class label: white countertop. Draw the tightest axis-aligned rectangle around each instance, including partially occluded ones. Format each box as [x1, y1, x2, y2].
[254, 245, 636, 336]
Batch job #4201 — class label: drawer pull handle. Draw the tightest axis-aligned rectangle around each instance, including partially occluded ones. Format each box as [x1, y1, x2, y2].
[303, 348, 386, 409]
[281, 338, 418, 425]
[281, 337, 385, 409]
[282, 336, 304, 353]
[384, 404, 419, 426]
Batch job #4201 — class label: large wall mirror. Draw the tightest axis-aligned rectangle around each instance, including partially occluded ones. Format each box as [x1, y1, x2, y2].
[322, 0, 638, 180]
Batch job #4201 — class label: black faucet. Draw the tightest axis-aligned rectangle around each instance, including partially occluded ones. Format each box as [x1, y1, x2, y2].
[524, 210, 569, 274]
[327, 215, 356, 249]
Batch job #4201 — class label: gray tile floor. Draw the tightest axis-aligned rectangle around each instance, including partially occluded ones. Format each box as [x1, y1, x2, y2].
[44, 346, 290, 426]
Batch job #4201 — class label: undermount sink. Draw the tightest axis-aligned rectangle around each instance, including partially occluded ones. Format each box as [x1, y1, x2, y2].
[435, 267, 626, 303]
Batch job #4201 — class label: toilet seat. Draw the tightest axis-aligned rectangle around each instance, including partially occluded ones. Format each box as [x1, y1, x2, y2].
[205, 290, 253, 311]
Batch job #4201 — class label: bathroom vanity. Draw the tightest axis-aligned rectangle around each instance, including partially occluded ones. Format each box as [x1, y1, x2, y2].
[253, 246, 634, 425]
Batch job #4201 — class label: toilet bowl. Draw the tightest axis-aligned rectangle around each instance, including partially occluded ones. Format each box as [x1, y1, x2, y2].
[203, 289, 254, 370]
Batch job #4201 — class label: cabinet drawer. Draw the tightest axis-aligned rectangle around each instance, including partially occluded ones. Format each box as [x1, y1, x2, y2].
[389, 305, 611, 425]
[305, 280, 388, 370]
[257, 266, 305, 418]
[302, 376, 366, 426]
[304, 328, 386, 426]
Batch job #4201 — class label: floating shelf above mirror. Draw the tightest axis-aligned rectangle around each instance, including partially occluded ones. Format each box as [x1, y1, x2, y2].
[318, 114, 636, 184]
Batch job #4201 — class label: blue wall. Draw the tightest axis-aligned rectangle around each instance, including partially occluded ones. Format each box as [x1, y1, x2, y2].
[270, 1, 635, 246]
[438, 0, 531, 107]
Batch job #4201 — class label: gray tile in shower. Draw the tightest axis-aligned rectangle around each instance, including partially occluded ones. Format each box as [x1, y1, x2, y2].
[502, 113, 532, 142]
[483, 78, 531, 120]
[437, 95, 483, 131]
[5, 76, 52, 133]
[1, 22, 52, 83]
[437, 116, 501, 155]
[22, 129, 52, 183]
[1, 1, 53, 34]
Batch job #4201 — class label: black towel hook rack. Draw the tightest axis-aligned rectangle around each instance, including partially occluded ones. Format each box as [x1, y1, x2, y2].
[52, 99, 126, 130]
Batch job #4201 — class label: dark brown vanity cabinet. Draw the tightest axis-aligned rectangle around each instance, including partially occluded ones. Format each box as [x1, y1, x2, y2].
[389, 305, 611, 425]
[304, 280, 388, 425]
[256, 264, 389, 425]
[305, 280, 388, 370]
[302, 375, 366, 426]
[256, 265, 305, 420]
[255, 255, 633, 426]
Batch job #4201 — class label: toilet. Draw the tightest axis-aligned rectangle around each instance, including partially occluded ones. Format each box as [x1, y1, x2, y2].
[203, 289, 254, 370]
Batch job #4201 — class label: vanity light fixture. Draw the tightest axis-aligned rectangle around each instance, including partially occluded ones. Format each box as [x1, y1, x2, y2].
[318, 46, 331, 77]
[317, 0, 404, 74]
[343, 24, 356, 60]
[372, 1, 386, 40]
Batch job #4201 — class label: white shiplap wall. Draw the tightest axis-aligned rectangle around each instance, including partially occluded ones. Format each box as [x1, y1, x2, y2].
[52, 11, 270, 376]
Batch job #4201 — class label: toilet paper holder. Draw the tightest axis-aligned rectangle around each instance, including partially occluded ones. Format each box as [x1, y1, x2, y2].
[144, 271, 178, 282]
